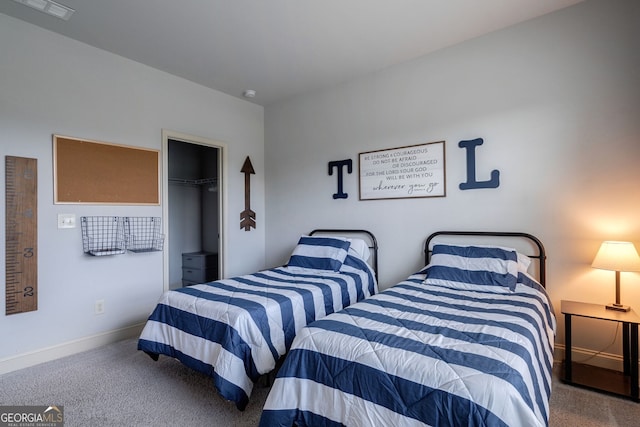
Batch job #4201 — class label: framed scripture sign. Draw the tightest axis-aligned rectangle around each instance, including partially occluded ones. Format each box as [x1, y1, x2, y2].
[359, 141, 446, 200]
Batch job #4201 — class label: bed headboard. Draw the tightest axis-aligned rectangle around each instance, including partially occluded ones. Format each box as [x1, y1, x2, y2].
[309, 229, 378, 281]
[424, 231, 547, 288]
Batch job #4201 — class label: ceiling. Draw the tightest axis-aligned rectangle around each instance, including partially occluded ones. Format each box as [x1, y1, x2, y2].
[0, 0, 584, 106]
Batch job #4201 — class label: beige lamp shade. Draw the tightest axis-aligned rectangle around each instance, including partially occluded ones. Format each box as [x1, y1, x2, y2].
[592, 241, 640, 272]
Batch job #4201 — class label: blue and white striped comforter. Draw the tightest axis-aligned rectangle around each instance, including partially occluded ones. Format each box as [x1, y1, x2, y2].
[137, 255, 376, 410]
[260, 272, 556, 427]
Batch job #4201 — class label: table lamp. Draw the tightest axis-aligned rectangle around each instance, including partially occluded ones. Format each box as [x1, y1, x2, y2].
[591, 241, 640, 312]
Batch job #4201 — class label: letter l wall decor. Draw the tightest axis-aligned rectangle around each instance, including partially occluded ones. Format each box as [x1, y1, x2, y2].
[459, 138, 500, 190]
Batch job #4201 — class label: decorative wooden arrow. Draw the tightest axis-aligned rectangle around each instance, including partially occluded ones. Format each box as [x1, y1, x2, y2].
[240, 156, 256, 231]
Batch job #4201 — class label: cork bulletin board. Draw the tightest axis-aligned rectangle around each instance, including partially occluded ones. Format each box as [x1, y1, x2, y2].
[53, 135, 160, 205]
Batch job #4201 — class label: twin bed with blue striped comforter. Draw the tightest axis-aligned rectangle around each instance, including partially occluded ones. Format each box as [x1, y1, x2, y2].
[138, 235, 377, 410]
[260, 243, 556, 427]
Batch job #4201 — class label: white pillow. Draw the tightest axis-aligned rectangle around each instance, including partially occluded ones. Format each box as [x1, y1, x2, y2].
[347, 238, 371, 261]
[314, 236, 371, 261]
[516, 252, 532, 273]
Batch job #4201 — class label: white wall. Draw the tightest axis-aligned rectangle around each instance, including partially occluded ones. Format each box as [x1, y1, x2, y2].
[0, 14, 265, 367]
[265, 0, 640, 362]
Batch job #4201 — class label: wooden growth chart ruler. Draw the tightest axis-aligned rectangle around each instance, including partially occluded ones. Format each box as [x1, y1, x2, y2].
[5, 156, 38, 315]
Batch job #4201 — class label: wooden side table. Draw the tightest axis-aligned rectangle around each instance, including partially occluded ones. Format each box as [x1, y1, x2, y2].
[561, 300, 639, 401]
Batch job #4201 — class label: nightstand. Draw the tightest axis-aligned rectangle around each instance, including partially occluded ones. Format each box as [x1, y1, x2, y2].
[561, 300, 639, 401]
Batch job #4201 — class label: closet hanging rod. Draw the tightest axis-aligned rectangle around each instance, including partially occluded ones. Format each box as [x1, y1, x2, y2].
[168, 177, 217, 185]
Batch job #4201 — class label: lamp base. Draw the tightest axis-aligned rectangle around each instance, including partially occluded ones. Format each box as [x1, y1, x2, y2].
[606, 303, 631, 312]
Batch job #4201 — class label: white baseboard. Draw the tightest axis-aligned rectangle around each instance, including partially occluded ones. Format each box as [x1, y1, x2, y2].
[554, 343, 627, 371]
[0, 323, 145, 375]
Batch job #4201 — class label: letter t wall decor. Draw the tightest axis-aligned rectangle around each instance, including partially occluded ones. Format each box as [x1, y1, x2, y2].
[328, 159, 353, 199]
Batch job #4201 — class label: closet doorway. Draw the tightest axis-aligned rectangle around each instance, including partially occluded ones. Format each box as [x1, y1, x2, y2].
[162, 130, 227, 291]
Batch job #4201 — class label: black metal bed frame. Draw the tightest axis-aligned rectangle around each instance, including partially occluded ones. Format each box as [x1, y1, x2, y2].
[424, 231, 547, 288]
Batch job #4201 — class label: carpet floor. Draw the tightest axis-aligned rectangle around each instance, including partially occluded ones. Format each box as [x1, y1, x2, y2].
[1, 338, 639, 426]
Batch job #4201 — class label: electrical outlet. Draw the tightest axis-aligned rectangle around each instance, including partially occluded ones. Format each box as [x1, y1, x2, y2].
[95, 299, 105, 315]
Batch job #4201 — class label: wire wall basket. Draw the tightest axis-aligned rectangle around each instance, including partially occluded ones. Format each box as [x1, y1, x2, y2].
[81, 216, 126, 256]
[124, 217, 164, 253]
[81, 216, 164, 256]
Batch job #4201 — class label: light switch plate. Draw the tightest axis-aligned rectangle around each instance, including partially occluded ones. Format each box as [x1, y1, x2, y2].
[58, 213, 76, 229]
